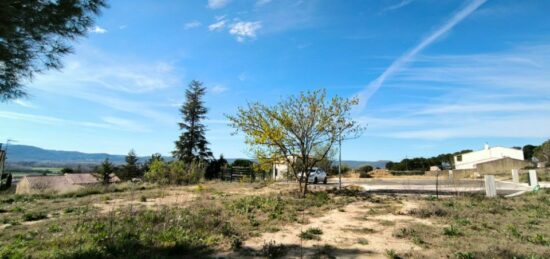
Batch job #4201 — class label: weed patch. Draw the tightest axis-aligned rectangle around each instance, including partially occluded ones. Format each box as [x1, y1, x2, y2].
[299, 227, 323, 240]
[22, 211, 47, 221]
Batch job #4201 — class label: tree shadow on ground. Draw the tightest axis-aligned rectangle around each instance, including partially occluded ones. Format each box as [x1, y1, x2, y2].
[234, 243, 377, 258]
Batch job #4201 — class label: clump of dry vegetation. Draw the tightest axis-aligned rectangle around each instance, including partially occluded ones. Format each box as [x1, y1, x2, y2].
[0, 182, 361, 258]
[400, 189, 550, 258]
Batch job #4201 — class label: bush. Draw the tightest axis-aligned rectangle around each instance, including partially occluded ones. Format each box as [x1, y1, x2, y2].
[443, 225, 462, 237]
[23, 211, 47, 221]
[358, 165, 374, 173]
[144, 160, 205, 185]
[261, 241, 288, 258]
[299, 227, 323, 240]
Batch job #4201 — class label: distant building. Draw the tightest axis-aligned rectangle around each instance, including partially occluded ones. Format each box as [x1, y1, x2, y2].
[454, 144, 525, 170]
[272, 156, 297, 181]
[16, 173, 120, 194]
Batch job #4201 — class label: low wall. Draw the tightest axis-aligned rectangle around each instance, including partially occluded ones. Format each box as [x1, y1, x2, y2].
[425, 168, 550, 180]
[476, 158, 532, 174]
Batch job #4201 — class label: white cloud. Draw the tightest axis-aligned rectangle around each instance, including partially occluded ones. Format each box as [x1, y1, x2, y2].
[357, 0, 487, 109]
[380, 0, 414, 13]
[238, 72, 248, 81]
[256, 0, 271, 6]
[208, 20, 226, 31]
[27, 45, 181, 124]
[0, 111, 151, 132]
[36, 57, 181, 94]
[89, 26, 107, 34]
[119, 25, 127, 30]
[385, 116, 550, 139]
[0, 111, 104, 130]
[101, 116, 151, 132]
[229, 21, 262, 42]
[208, 0, 230, 9]
[184, 20, 202, 29]
[358, 44, 550, 141]
[211, 85, 228, 94]
[14, 99, 36, 109]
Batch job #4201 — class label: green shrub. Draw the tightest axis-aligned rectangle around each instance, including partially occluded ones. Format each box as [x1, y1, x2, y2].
[23, 211, 47, 221]
[260, 241, 288, 258]
[144, 160, 205, 185]
[48, 224, 62, 233]
[385, 249, 401, 259]
[299, 227, 323, 240]
[454, 251, 475, 259]
[357, 238, 369, 245]
[443, 225, 462, 237]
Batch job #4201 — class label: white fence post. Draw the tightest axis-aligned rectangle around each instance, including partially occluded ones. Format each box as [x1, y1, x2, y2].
[511, 169, 519, 183]
[528, 170, 538, 187]
[484, 175, 497, 198]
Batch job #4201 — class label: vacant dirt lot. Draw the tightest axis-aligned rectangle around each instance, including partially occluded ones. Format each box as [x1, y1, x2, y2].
[1, 180, 549, 258]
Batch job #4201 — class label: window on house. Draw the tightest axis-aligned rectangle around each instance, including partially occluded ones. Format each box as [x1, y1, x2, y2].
[457, 155, 462, 162]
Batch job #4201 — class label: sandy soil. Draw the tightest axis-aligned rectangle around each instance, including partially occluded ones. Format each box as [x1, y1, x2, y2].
[92, 182, 294, 213]
[93, 190, 198, 213]
[238, 199, 432, 258]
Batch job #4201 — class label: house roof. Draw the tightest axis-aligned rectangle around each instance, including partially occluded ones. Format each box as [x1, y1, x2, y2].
[24, 175, 70, 190]
[23, 173, 121, 190]
[64, 173, 99, 185]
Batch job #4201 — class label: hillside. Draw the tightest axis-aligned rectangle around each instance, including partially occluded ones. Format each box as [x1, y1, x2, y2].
[3, 145, 388, 168]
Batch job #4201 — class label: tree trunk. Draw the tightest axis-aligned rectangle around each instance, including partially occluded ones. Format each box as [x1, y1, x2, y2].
[298, 177, 303, 194]
[303, 180, 308, 197]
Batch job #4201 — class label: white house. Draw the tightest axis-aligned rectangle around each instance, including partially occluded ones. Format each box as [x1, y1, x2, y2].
[272, 155, 298, 181]
[454, 144, 524, 170]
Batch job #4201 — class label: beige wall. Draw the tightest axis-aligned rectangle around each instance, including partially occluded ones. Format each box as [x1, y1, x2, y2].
[15, 178, 30, 194]
[426, 158, 534, 179]
[476, 157, 531, 174]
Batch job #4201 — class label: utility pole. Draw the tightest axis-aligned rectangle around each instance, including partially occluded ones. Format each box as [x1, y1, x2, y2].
[338, 135, 342, 189]
[337, 124, 367, 190]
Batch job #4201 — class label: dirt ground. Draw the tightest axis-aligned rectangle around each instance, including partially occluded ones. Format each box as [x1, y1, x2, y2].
[93, 181, 296, 213]
[236, 199, 434, 258]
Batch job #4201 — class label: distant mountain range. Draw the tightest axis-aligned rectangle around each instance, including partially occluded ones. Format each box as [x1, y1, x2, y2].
[4, 145, 389, 168]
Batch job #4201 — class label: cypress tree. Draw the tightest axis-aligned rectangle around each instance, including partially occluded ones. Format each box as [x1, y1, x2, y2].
[173, 80, 212, 162]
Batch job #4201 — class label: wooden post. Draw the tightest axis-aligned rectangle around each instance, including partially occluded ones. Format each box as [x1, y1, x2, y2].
[484, 175, 497, 198]
[528, 170, 538, 187]
[511, 169, 519, 183]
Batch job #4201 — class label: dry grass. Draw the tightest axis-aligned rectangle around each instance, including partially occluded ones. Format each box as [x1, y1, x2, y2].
[401, 189, 550, 258]
[0, 181, 358, 258]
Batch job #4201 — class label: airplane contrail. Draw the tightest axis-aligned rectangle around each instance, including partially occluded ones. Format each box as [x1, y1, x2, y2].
[357, 0, 487, 109]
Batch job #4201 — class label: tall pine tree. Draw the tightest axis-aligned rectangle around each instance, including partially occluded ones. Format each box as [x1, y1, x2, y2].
[173, 80, 212, 162]
[121, 149, 141, 180]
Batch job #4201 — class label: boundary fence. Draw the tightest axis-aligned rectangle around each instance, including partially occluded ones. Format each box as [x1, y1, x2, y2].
[221, 166, 268, 182]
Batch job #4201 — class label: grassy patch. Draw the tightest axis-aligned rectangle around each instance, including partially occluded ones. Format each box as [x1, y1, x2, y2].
[22, 211, 47, 221]
[405, 189, 550, 258]
[443, 225, 462, 237]
[299, 227, 323, 240]
[393, 226, 425, 246]
[260, 241, 288, 258]
[385, 248, 402, 259]
[357, 238, 369, 245]
[344, 227, 376, 234]
[0, 183, 361, 258]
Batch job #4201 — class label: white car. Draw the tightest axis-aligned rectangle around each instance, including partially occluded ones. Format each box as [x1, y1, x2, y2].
[302, 167, 328, 184]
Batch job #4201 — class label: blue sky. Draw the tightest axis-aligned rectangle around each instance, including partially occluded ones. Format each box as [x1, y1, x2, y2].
[1, 0, 549, 161]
